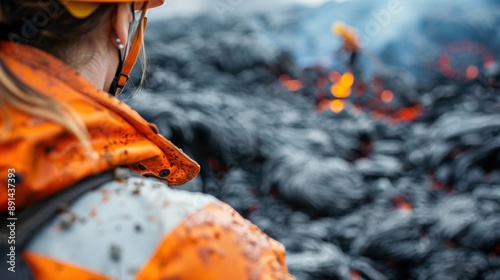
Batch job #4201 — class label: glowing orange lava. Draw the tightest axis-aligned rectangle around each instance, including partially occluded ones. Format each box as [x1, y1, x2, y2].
[279, 74, 303, 91]
[466, 65, 479, 80]
[331, 72, 355, 98]
[328, 71, 341, 83]
[381, 90, 394, 103]
[315, 99, 332, 112]
[330, 99, 345, 113]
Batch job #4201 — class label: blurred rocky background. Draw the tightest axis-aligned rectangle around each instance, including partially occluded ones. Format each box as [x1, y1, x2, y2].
[123, 0, 500, 279]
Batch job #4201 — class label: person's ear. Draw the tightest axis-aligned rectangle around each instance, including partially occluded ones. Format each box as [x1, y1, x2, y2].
[113, 3, 132, 49]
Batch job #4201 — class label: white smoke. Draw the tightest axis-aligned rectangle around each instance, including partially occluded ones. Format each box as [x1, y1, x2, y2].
[147, 0, 337, 19]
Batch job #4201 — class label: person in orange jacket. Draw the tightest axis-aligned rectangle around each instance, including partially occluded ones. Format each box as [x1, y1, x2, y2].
[332, 21, 362, 67]
[0, 1, 294, 279]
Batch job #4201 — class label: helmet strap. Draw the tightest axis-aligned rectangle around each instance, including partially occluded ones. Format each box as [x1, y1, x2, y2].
[108, 47, 125, 95]
[108, 16, 148, 95]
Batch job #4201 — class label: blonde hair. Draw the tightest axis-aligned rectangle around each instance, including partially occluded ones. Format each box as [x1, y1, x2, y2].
[0, 62, 92, 153]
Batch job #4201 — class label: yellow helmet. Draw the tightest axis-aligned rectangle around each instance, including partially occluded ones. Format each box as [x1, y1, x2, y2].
[60, 0, 164, 19]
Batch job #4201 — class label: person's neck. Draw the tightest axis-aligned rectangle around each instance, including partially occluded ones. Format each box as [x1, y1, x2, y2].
[76, 47, 118, 92]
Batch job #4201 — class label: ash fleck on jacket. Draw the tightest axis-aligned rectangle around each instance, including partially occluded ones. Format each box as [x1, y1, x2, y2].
[0, 42, 293, 280]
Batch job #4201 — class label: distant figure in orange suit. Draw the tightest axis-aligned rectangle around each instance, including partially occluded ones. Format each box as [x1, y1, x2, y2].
[332, 21, 362, 68]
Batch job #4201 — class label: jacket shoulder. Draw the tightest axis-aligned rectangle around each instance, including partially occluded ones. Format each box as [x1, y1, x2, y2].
[137, 201, 294, 280]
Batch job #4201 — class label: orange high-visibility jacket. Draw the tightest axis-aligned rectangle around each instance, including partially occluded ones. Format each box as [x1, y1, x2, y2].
[0, 42, 294, 280]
